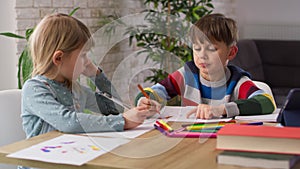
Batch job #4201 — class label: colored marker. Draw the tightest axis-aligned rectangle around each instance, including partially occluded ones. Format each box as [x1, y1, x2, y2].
[187, 121, 263, 130]
[186, 124, 226, 130]
[168, 132, 217, 138]
[188, 129, 219, 133]
[187, 126, 222, 132]
[137, 84, 161, 116]
[137, 84, 150, 99]
[155, 124, 216, 138]
[155, 121, 170, 132]
[239, 121, 263, 125]
[181, 119, 236, 127]
[158, 120, 173, 132]
[154, 124, 168, 135]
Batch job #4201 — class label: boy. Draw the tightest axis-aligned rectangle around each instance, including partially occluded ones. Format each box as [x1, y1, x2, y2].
[135, 13, 275, 119]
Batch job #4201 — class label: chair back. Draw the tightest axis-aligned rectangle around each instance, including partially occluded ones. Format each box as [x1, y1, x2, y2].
[0, 89, 25, 169]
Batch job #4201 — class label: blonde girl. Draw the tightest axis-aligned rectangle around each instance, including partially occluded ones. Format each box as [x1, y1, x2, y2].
[22, 13, 155, 139]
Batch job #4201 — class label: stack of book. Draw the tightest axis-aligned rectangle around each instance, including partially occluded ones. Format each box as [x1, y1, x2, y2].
[217, 151, 300, 169]
[216, 124, 300, 169]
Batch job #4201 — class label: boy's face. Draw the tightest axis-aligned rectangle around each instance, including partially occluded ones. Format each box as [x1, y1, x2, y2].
[192, 39, 237, 81]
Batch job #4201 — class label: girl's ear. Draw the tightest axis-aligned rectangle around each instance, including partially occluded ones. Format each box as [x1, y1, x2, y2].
[52, 50, 64, 66]
[228, 45, 238, 61]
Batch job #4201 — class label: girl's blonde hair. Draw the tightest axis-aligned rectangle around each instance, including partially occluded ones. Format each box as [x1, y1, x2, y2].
[29, 13, 92, 80]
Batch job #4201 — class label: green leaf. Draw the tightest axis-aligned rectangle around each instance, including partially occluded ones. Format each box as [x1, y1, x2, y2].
[0, 32, 25, 39]
[86, 78, 96, 91]
[69, 7, 80, 16]
[25, 28, 34, 40]
[83, 109, 93, 114]
[21, 48, 33, 85]
[206, 3, 214, 9]
[17, 50, 25, 89]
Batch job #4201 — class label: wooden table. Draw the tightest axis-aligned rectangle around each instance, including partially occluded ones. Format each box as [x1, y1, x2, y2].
[1, 125, 300, 169]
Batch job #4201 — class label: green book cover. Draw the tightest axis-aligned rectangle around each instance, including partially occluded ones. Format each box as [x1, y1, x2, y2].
[221, 151, 296, 160]
[217, 151, 300, 169]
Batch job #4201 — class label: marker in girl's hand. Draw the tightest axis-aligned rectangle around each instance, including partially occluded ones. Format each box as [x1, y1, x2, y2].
[137, 84, 161, 116]
[137, 84, 150, 99]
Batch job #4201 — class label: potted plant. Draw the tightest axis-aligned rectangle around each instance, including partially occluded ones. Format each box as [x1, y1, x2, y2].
[125, 0, 214, 83]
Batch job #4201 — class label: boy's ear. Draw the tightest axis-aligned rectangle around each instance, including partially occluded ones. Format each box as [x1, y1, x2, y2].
[52, 50, 64, 66]
[228, 45, 238, 60]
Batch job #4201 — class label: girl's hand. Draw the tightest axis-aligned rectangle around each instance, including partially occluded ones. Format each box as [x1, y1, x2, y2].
[123, 105, 157, 129]
[82, 58, 98, 77]
[137, 97, 161, 113]
[186, 104, 226, 119]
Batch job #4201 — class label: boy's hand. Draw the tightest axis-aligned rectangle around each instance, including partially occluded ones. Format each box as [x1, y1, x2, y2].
[137, 97, 161, 113]
[186, 104, 226, 119]
[123, 105, 157, 129]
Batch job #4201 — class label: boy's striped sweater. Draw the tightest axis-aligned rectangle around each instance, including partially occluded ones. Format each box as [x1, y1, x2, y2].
[135, 61, 275, 117]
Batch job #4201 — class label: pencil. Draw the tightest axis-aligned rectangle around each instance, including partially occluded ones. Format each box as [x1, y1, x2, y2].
[137, 84, 150, 99]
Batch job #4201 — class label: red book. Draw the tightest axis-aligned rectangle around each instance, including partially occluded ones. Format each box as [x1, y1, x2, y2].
[216, 124, 300, 155]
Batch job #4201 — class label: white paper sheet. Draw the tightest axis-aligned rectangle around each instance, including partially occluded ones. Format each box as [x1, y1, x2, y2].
[7, 134, 130, 166]
[159, 106, 232, 123]
[85, 106, 232, 138]
[84, 118, 156, 139]
[234, 109, 280, 122]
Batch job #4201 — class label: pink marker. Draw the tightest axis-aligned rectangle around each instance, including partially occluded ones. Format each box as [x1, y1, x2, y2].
[167, 132, 217, 138]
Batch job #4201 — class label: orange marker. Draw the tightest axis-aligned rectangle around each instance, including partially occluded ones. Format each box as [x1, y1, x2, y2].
[137, 84, 150, 99]
[137, 84, 161, 116]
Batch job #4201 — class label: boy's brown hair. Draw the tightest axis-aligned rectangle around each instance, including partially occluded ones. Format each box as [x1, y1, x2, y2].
[190, 13, 238, 46]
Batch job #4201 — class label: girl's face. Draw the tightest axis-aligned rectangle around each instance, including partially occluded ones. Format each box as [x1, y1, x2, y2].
[56, 46, 89, 82]
[192, 40, 237, 81]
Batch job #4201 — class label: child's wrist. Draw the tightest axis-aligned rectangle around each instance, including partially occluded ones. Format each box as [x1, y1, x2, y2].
[220, 105, 227, 117]
[96, 67, 102, 76]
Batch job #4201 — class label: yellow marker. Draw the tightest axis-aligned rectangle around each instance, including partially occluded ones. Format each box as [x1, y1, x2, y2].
[159, 120, 173, 131]
[186, 124, 226, 130]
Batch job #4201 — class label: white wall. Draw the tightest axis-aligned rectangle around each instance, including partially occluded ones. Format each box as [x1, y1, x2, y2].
[236, 0, 300, 24]
[0, 0, 18, 90]
[2, 0, 300, 90]
[236, 0, 300, 40]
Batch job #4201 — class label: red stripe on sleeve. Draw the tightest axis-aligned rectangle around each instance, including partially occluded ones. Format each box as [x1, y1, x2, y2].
[169, 71, 184, 96]
[238, 80, 260, 99]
